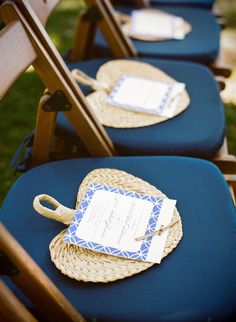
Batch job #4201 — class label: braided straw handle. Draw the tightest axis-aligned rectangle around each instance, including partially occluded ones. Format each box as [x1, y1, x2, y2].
[71, 69, 111, 92]
[115, 11, 130, 23]
[33, 194, 76, 225]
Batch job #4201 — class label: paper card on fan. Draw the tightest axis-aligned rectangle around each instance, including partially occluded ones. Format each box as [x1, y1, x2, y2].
[106, 75, 185, 118]
[130, 10, 185, 40]
[64, 183, 176, 263]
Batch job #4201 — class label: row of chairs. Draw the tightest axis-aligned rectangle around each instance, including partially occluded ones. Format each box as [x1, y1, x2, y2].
[0, 0, 236, 321]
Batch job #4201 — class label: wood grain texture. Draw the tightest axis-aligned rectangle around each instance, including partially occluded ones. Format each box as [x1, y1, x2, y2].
[0, 279, 37, 322]
[0, 21, 36, 99]
[1, 2, 116, 161]
[13, 0, 116, 155]
[16, 0, 59, 26]
[0, 224, 85, 322]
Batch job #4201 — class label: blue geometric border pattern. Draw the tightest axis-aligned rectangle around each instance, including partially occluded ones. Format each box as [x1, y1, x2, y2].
[63, 183, 164, 262]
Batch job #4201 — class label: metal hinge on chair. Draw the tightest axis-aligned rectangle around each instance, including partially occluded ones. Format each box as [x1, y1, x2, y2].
[43, 90, 72, 112]
[0, 250, 19, 276]
[81, 6, 102, 23]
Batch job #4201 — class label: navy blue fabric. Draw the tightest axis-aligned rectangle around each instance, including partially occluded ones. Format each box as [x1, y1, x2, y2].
[95, 6, 220, 64]
[58, 58, 225, 157]
[1, 156, 236, 321]
[117, 0, 215, 9]
[150, 0, 215, 8]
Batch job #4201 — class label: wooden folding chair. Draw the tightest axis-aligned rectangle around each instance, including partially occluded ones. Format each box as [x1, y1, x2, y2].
[0, 3, 117, 167]
[68, 0, 230, 78]
[1, 17, 236, 322]
[2, 0, 235, 175]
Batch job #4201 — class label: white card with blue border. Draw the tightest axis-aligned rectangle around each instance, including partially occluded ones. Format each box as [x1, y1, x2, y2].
[106, 75, 185, 118]
[63, 183, 176, 264]
[130, 10, 185, 40]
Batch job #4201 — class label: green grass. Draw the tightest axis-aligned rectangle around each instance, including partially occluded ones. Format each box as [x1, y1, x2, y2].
[218, 0, 236, 28]
[0, 0, 83, 204]
[0, 72, 44, 201]
[0, 0, 236, 205]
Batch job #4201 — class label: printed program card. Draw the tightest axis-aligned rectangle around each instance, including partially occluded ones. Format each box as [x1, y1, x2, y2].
[64, 183, 176, 263]
[130, 10, 185, 40]
[106, 75, 185, 117]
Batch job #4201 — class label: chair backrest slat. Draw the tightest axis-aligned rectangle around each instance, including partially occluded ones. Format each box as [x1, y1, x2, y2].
[20, 0, 59, 25]
[0, 21, 37, 99]
[85, 0, 137, 57]
[0, 279, 38, 322]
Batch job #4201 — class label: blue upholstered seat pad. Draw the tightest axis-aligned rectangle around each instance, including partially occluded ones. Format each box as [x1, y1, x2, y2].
[117, 0, 215, 8]
[150, 0, 215, 8]
[95, 6, 220, 64]
[1, 156, 236, 321]
[58, 58, 225, 157]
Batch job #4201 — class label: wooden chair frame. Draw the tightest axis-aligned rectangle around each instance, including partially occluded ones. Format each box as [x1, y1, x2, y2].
[1, 0, 236, 175]
[0, 6, 236, 322]
[0, 223, 85, 322]
[0, 2, 117, 166]
[2, 0, 236, 181]
[0, 278, 38, 322]
[0, 7, 235, 321]
[70, 0, 137, 61]
[5, 0, 234, 156]
[68, 0, 231, 78]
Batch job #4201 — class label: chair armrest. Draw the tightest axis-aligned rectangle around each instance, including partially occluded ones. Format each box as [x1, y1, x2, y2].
[211, 155, 236, 174]
[215, 75, 226, 91]
[224, 174, 236, 204]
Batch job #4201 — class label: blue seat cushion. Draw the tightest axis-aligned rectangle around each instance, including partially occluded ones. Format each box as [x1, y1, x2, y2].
[150, 0, 215, 9]
[115, 0, 215, 9]
[58, 57, 225, 157]
[95, 6, 220, 64]
[1, 156, 236, 321]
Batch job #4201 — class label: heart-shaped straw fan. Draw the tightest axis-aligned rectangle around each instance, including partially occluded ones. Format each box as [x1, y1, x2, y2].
[33, 168, 183, 283]
[71, 60, 190, 128]
[118, 9, 192, 41]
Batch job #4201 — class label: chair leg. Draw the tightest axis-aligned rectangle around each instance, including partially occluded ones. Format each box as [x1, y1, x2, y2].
[210, 50, 232, 78]
[224, 174, 236, 204]
[212, 155, 236, 174]
[32, 93, 56, 166]
[69, 9, 98, 62]
[215, 75, 226, 91]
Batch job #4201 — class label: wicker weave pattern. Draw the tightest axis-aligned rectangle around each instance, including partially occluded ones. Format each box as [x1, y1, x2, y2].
[43, 169, 183, 283]
[85, 60, 190, 128]
[122, 9, 192, 41]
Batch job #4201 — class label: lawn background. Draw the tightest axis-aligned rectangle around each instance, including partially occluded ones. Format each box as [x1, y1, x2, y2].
[0, 0, 236, 204]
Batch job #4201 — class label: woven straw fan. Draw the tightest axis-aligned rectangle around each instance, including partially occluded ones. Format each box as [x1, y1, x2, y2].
[71, 60, 190, 128]
[118, 9, 192, 41]
[33, 168, 183, 283]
